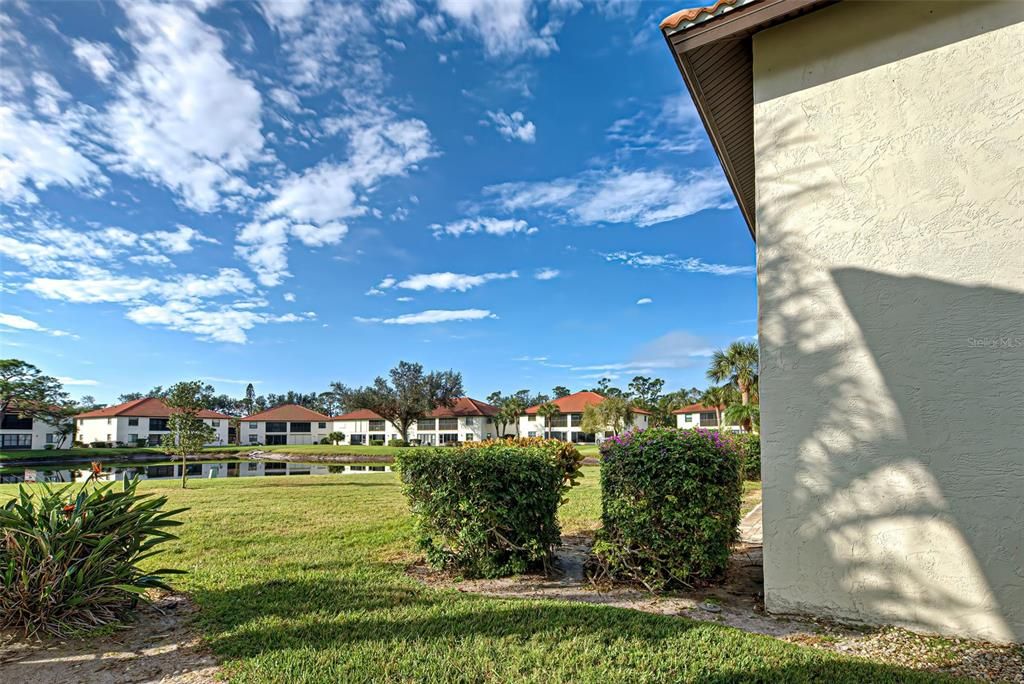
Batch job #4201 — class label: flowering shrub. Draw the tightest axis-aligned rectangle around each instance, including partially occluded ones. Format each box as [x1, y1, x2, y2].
[0, 472, 187, 637]
[733, 432, 761, 480]
[592, 427, 742, 589]
[395, 439, 582, 578]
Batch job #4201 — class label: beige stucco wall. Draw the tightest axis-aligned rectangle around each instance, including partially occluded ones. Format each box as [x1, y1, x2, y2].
[753, 1, 1023, 642]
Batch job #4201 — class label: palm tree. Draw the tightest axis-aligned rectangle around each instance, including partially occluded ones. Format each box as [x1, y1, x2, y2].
[498, 397, 526, 437]
[707, 341, 759, 406]
[724, 403, 760, 433]
[536, 402, 560, 439]
[698, 386, 729, 428]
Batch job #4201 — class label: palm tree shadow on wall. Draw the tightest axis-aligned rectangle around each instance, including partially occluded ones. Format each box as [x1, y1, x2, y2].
[754, 114, 1022, 642]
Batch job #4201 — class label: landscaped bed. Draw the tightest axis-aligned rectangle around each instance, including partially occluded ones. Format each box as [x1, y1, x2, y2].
[2, 470, 1018, 683]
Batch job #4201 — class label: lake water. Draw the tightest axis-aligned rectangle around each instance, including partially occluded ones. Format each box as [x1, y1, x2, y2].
[0, 460, 392, 484]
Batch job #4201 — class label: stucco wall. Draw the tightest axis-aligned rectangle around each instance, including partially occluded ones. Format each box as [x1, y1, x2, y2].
[753, 1, 1023, 642]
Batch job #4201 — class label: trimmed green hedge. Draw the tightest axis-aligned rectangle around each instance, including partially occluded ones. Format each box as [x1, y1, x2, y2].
[395, 439, 582, 578]
[593, 427, 742, 589]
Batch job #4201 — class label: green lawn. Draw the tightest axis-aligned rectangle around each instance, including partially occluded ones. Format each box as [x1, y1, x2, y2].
[0, 470, 958, 682]
[0, 444, 405, 461]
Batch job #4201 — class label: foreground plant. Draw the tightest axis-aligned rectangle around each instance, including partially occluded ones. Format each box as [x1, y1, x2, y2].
[0, 473, 187, 637]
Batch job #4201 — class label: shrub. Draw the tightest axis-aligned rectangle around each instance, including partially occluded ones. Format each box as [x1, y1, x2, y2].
[396, 438, 583, 578]
[135, 439, 148, 448]
[593, 427, 742, 589]
[733, 432, 761, 480]
[388, 438, 408, 447]
[43, 444, 55, 450]
[369, 439, 385, 446]
[327, 431, 344, 444]
[0, 476, 187, 637]
[89, 441, 110, 449]
[319, 437, 331, 444]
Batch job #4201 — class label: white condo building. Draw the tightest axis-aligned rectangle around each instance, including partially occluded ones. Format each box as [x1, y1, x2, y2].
[519, 391, 650, 443]
[239, 404, 333, 446]
[1, 407, 72, 451]
[76, 398, 230, 447]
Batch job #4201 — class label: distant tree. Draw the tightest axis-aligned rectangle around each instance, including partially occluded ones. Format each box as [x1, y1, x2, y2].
[581, 396, 633, 436]
[162, 380, 216, 489]
[77, 395, 103, 411]
[535, 402, 560, 440]
[496, 396, 526, 437]
[725, 403, 760, 433]
[147, 386, 167, 399]
[118, 392, 144, 403]
[708, 341, 759, 406]
[698, 386, 730, 428]
[0, 360, 70, 430]
[342, 361, 463, 443]
[244, 383, 256, 415]
[591, 377, 624, 398]
[318, 390, 345, 416]
[552, 385, 571, 399]
[627, 375, 664, 409]
[486, 391, 504, 406]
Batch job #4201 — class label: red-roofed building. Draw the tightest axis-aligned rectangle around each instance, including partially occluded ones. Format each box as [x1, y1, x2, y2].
[672, 403, 736, 430]
[1, 405, 71, 451]
[239, 404, 332, 446]
[520, 391, 650, 443]
[329, 398, 507, 446]
[75, 398, 231, 447]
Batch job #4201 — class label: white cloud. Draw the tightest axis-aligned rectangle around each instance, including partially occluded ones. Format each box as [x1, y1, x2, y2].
[103, 1, 265, 212]
[378, 0, 417, 23]
[0, 312, 74, 337]
[0, 104, 103, 203]
[381, 271, 518, 292]
[636, 297, 653, 305]
[606, 93, 704, 156]
[396, 296, 414, 302]
[283, 292, 296, 302]
[57, 376, 98, 386]
[483, 167, 731, 227]
[431, 216, 537, 238]
[71, 40, 116, 82]
[203, 376, 262, 385]
[269, 87, 303, 113]
[355, 309, 497, 325]
[484, 110, 536, 143]
[601, 251, 755, 276]
[145, 224, 220, 253]
[534, 268, 559, 280]
[570, 331, 714, 374]
[435, 0, 559, 58]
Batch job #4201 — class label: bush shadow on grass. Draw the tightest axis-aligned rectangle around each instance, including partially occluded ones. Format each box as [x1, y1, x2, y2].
[190, 577, 962, 682]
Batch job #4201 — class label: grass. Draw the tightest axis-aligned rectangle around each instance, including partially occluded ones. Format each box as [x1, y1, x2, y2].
[0, 470, 960, 683]
[0, 444, 405, 461]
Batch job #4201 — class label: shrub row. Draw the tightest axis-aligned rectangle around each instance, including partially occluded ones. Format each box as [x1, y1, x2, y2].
[396, 438, 582, 578]
[592, 427, 743, 589]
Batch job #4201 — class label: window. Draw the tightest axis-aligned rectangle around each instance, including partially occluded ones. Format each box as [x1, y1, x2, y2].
[249, 422, 257, 429]
[212, 420, 220, 427]
[463, 417, 476, 427]
[149, 418, 169, 431]
[684, 413, 693, 423]
[699, 411, 719, 427]
[350, 465, 366, 471]
[350, 434, 365, 445]
[438, 417, 457, 431]
[550, 414, 568, 428]
[107, 417, 111, 425]
[571, 432, 597, 443]
[265, 435, 287, 445]
[549, 431, 566, 442]
[266, 422, 287, 433]
[439, 433, 459, 444]
[570, 414, 583, 427]
[318, 422, 326, 429]
[128, 433, 138, 443]
[147, 465, 175, 478]
[369, 419, 385, 432]
[485, 417, 493, 424]
[528, 431, 536, 438]
[147, 435, 162, 446]
[46, 433, 56, 444]
[289, 422, 311, 433]
[186, 464, 203, 476]
[247, 462, 258, 471]
[417, 417, 436, 431]
[369, 465, 386, 472]
[464, 434, 474, 441]
[528, 415, 536, 421]
[128, 417, 139, 426]
[249, 434, 258, 444]
[0, 434, 32, 449]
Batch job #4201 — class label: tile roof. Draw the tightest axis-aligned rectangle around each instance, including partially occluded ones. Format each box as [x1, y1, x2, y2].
[241, 404, 331, 422]
[660, 0, 762, 32]
[76, 397, 231, 420]
[331, 409, 384, 421]
[672, 403, 724, 414]
[525, 391, 652, 415]
[427, 397, 500, 418]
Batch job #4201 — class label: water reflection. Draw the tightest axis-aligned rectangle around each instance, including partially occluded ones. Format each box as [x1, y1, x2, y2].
[0, 460, 392, 484]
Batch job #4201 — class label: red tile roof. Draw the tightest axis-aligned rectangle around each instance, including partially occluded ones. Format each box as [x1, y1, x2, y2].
[660, 0, 762, 31]
[427, 397, 499, 418]
[525, 391, 652, 415]
[331, 409, 384, 421]
[241, 404, 330, 422]
[76, 397, 231, 420]
[672, 403, 724, 414]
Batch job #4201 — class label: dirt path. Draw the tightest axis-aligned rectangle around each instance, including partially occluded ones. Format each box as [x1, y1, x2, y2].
[0, 594, 218, 684]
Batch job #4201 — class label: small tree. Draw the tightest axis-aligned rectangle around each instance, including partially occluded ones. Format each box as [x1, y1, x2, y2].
[536, 402, 560, 439]
[497, 396, 526, 437]
[699, 385, 730, 428]
[328, 431, 345, 445]
[341, 361, 463, 443]
[708, 341, 759, 406]
[162, 381, 215, 489]
[0, 359, 69, 425]
[581, 396, 633, 437]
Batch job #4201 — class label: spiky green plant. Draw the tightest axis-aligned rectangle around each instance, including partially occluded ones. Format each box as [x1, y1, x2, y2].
[0, 476, 187, 637]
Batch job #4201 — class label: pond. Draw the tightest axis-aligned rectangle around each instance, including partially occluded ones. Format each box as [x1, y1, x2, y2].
[0, 460, 392, 484]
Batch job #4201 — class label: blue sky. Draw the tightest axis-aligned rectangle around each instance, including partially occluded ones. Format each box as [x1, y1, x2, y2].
[0, 0, 756, 404]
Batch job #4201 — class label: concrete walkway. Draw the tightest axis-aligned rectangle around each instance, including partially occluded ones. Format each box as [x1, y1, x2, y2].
[739, 503, 762, 544]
